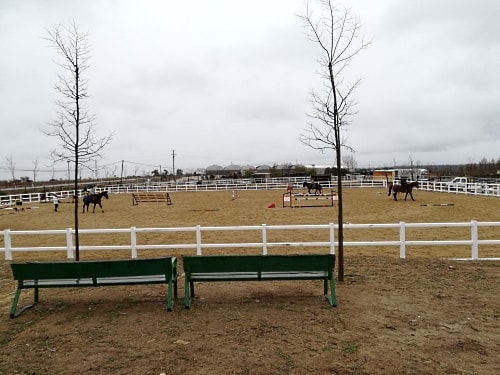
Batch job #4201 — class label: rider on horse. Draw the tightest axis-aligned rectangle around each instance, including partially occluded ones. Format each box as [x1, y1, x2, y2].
[400, 177, 408, 190]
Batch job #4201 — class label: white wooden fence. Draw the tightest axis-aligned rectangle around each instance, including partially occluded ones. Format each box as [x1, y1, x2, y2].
[2, 178, 500, 207]
[1, 221, 499, 261]
[0, 179, 387, 206]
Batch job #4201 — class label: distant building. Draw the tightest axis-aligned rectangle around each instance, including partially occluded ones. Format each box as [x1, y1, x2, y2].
[205, 165, 225, 178]
[372, 168, 429, 181]
[224, 164, 242, 179]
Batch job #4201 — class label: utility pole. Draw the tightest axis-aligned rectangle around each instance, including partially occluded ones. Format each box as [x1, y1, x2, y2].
[172, 149, 176, 182]
[120, 160, 124, 184]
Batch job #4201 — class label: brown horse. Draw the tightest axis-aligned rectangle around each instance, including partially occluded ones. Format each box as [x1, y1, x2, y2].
[388, 181, 419, 201]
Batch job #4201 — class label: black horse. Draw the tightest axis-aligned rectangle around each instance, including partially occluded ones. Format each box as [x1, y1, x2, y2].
[303, 181, 323, 195]
[82, 191, 109, 213]
[388, 181, 419, 201]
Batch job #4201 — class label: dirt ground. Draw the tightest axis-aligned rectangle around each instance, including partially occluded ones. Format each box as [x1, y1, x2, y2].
[0, 187, 499, 374]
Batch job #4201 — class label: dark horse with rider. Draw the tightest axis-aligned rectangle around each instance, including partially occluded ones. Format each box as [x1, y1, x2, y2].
[82, 190, 109, 213]
[387, 176, 419, 201]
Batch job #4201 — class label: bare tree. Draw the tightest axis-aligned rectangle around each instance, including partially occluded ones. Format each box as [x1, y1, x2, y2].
[5, 156, 16, 181]
[44, 22, 111, 261]
[45, 161, 56, 181]
[342, 153, 357, 173]
[408, 153, 416, 180]
[299, 0, 369, 281]
[32, 159, 39, 183]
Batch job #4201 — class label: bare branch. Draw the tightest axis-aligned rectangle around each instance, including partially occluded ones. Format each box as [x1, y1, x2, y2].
[43, 21, 111, 261]
[298, 0, 369, 282]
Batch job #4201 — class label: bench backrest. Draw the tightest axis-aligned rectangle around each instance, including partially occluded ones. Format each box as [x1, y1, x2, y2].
[183, 254, 334, 276]
[260, 254, 334, 276]
[11, 257, 176, 282]
[183, 255, 261, 274]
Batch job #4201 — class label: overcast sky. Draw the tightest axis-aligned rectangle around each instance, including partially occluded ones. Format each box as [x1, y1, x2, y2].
[1, 0, 499, 180]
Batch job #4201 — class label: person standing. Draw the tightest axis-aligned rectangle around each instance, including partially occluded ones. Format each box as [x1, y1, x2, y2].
[53, 195, 59, 212]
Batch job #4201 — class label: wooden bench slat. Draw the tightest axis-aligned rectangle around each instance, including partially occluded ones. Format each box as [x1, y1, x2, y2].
[259, 271, 328, 279]
[24, 278, 95, 287]
[95, 275, 167, 284]
[190, 272, 260, 281]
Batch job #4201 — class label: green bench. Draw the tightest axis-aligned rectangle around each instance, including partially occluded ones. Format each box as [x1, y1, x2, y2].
[9, 257, 178, 318]
[183, 254, 336, 308]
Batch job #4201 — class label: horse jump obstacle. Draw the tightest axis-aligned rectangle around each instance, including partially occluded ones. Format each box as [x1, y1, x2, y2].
[132, 192, 172, 206]
[282, 188, 337, 208]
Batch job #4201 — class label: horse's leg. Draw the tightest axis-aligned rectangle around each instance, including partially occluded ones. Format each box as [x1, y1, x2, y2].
[99, 203, 104, 213]
[409, 191, 414, 201]
[393, 192, 398, 201]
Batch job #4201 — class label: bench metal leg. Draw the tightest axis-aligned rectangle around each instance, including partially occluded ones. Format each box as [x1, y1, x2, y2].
[10, 288, 37, 319]
[166, 280, 173, 311]
[184, 278, 192, 309]
[325, 277, 337, 307]
[34, 286, 39, 303]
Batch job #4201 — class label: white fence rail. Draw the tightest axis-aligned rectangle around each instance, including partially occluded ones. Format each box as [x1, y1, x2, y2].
[0, 179, 385, 206]
[2, 178, 500, 207]
[418, 180, 500, 197]
[1, 221, 499, 261]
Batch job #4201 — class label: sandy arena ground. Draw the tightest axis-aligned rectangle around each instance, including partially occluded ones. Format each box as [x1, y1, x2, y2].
[0, 187, 499, 374]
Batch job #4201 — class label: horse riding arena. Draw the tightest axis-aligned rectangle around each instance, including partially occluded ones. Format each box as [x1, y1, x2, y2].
[1, 188, 499, 374]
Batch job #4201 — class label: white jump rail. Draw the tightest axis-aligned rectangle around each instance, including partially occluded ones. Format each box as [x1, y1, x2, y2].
[1, 221, 499, 261]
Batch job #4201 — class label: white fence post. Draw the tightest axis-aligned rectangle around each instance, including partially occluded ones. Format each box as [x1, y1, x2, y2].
[262, 224, 268, 255]
[399, 222, 406, 259]
[196, 225, 202, 255]
[4, 229, 12, 261]
[131, 227, 137, 259]
[66, 228, 73, 259]
[329, 222, 335, 255]
[471, 220, 478, 260]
